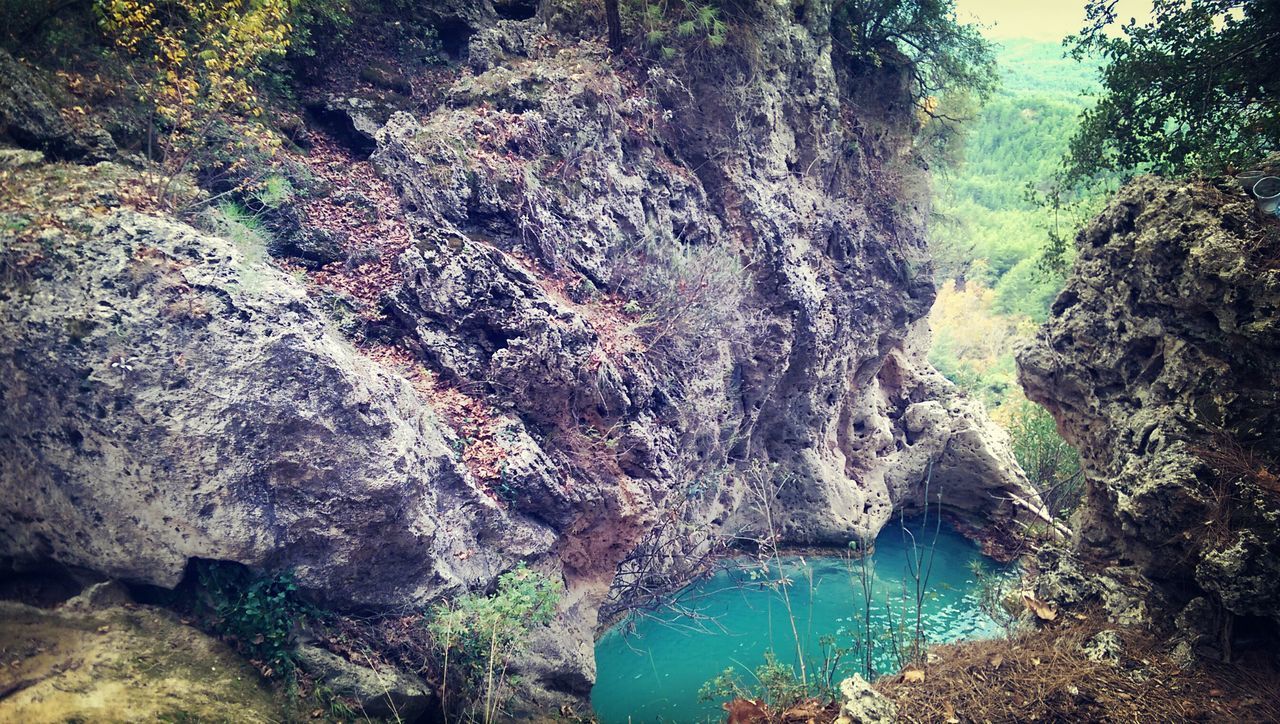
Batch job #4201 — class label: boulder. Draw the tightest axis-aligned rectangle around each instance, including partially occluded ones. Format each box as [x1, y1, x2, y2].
[0, 163, 556, 609]
[835, 675, 897, 724]
[0, 50, 114, 161]
[1019, 177, 1280, 640]
[294, 644, 433, 720]
[0, 600, 285, 722]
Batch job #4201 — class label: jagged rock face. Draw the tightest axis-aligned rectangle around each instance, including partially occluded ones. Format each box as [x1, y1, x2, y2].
[0, 173, 555, 609]
[1018, 177, 1280, 643]
[0, 2, 1045, 709]
[372, 4, 1043, 552]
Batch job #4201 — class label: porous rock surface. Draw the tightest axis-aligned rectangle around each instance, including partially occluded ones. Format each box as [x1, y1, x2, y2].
[0, 1, 1048, 709]
[1019, 177, 1280, 648]
[0, 179, 550, 607]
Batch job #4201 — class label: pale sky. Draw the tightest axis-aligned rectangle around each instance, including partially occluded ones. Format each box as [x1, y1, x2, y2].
[953, 0, 1155, 41]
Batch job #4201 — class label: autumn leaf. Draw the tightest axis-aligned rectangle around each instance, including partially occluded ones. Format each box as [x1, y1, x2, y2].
[1021, 590, 1058, 621]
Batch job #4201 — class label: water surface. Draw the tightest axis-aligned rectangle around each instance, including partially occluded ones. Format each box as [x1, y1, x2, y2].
[593, 520, 1010, 723]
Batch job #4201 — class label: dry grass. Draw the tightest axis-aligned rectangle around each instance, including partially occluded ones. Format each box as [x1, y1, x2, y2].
[872, 613, 1280, 723]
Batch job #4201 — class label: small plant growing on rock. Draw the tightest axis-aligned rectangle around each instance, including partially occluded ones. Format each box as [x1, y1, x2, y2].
[700, 651, 807, 713]
[427, 563, 559, 723]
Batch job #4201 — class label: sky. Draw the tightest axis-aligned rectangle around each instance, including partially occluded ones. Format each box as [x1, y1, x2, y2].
[953, 0, 1154, 41]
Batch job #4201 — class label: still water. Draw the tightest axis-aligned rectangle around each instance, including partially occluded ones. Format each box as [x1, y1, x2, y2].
[592, 521, 1011, 723]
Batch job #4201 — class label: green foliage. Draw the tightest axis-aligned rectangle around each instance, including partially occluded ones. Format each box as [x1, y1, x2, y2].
[0, 0, 97, 56]
[628, 0, 727, 60]
[254, 174, 295, 209]
[699, 652, 807, 712]
[833, 0, 998, 110]
[1004, 397, 1083, 520]
[1065, 0, 1280, 181]
[196, 562, 310, 679]
[285, 0, 354, 63]
[427, 564, 559, 723]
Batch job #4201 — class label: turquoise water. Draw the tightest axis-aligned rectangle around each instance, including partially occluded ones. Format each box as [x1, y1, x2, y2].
[592, 521, 1011, 723]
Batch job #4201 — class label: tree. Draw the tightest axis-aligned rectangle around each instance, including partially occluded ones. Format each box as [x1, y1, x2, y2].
[1065, 0, 1280, 181]
[833, 0, 998, 115]
[605, 0, 622, 52]
[95, 0, 291, 205]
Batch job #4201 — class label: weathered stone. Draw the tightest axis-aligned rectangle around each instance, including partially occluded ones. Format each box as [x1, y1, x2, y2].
[0, 50, 114, 161]
[59, 580, 133, 613]
[0, 601, 285, 722]
[1019, 177, 1280, 638]
[294, 644, 433, 720]
[0, 165, 556, 609]
[1082, 629, 1123, 664]
[0, 147, 44, 170]
[836, 675, 897, 724]
[269, 225, 348, 267]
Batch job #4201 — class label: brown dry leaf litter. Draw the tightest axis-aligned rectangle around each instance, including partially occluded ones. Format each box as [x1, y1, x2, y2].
[287, 134, 413, 316]
[874, 613, 1280, 723]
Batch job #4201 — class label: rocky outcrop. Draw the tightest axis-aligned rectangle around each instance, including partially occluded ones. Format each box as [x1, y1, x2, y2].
[372, 3, 1048, 553]
[0, 165, 555, 609]
[0, 50, 115, 162]
[1019, 177, 1280, 650]
[0, 1, 1047, 711]
[0, 599, 286, 722]
[836, 675, 897, 724]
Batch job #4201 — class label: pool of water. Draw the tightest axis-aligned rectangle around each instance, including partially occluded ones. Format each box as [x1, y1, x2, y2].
[592, 520, 1012, 723]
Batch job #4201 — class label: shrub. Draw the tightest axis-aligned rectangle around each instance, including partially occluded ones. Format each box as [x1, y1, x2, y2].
[700, 651, 807, 712]
[285, 0, 353, 65]
[196, 562, 310, 679]
[1000, 397, 1083, 520]
[94, 0, 292, 206]
[627, 0, 727, 60]
[427, 564, 559, 723]
[609, 234, 748, 357]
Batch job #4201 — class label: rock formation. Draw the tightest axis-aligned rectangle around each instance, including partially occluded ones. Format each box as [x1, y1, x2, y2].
[1019, 177, 1280, 653]
[0, 0, 1049, 707]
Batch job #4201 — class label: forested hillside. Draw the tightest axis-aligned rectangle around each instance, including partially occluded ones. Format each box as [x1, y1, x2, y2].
[927, 38, 1106, 515]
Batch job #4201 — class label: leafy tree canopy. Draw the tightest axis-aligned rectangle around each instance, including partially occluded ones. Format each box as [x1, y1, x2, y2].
[834, 0, 999, 114]
[1065, 0, 1280, 181]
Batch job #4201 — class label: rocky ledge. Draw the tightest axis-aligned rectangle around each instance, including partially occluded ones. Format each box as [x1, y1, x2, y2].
[1019, 176, 1280, 656]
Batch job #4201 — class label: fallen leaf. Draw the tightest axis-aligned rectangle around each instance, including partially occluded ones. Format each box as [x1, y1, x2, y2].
[989, 654, 1004, 669]
[1032, 657, 1042, 666]
[943, 702, 960, 723]
[903, 669, 926, 683]
[1021, 590, 1058, 621]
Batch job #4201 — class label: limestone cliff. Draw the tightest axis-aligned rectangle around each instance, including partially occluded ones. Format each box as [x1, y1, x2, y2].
[1019, 177, 1280, 654]
[0, 0, 1047, 707]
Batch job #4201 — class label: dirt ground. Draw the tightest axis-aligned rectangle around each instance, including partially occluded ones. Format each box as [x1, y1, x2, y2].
[0, 598, 285, 723]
